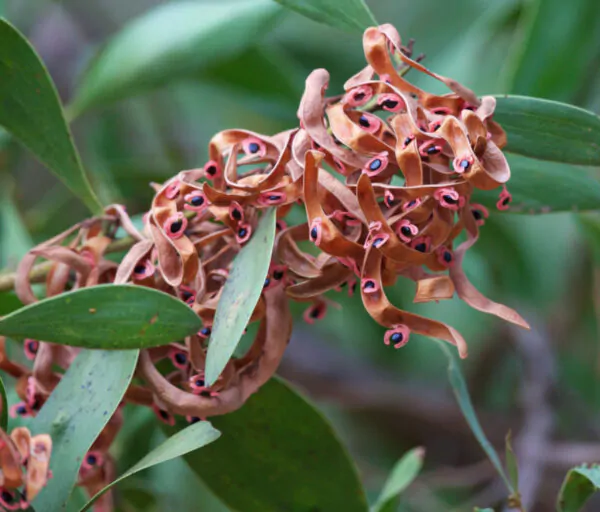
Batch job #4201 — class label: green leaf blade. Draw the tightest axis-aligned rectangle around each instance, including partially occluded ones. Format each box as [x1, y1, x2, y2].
[558, 464, 600, 512]
[274, 0, 377, 32]
[169, 377, 369, 512]
[0, 19, 101, 213]
[494, 95, 600, 165]
[69, 0, 281, 115]
[80, 421, 221, 512]
[0, 285, 201, 349]
[0, 373, 7, 431]
[31, 349, 139, 510]
[372, 447, 424, 512]
[205, 208, 276, 385]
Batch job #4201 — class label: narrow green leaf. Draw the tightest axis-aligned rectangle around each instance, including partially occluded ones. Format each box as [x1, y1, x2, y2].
[0, 373, 7, 431]
[0, 178, 32, 269]
[169, 377, 369, 512]
[80, 421, 221, 511]
[557, 464, 600, 512]
[205, 208, 276, 385]
[69, 0, 281, 116]
[474, 153, 600, 213]
[0, 284, 201, 349]
[505, 431, 520, 494]
[31, 349, 139, 510]
[274, 0, 377, 32]
[473, 508, 494, 512]
[0, 19, 102, 213]
[371, 447, 424, 512]
[435, 340, 515, 494]
[494, 95, 600, 165]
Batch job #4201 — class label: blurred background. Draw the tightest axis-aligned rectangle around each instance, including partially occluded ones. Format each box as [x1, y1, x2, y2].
[2, 0, 600, 510]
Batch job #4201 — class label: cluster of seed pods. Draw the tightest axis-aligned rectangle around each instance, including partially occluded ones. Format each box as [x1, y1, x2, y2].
[3, 24, 529, 511]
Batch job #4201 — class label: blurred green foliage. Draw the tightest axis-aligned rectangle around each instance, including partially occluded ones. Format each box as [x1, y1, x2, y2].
[1, 0, 600, 510]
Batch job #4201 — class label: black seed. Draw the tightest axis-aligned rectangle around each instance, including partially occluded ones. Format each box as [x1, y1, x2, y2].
[431, 123, 440, 131]
[268, 195, 280, 201]
[181, 291, 193, 301]
[201, 327, 211, 336]
[472, 209, 482, 220]
[443, 195, 458, 205]
[383, 99, 399, 109]
[231, 208, 242, 221]
[363, 280, 375, 290]
[358, 115, 370, 128]
[502, 197, 511, 206]
[189, 416, 201, 423]
[443, 251, 452, 263]
[159, 409, 170, 420]
[16, 405, 27, 415]
[195, 378, 205, 387]
[373, 238, 385, 248]
[334, 160, 343, 169]
[1, 490, 14, 503]
[206, 165, 217, 176]
[264, 277, 271, 288]
[273, 270, 284, 280]
[426, 146, 440, 155]
[86, 454, 98, 466]
[390, 332, 403, 343]
[27, 340, 38, 353]
[174, 352, 187, 365]
[310, 226, 318, 240]
[134, 264, 146, 275]
[403, 137, 413, 146]
[415, 243, 426, 252]
[354, 92, 365, 101]
[459, 159, 470, 170]
[170, 219, 183, 234]
[238, 227, 248, 239]
[400, 226, 412, 237]
[369, 159, 382, 171]
[310, 307, 321, 318]
[248, 142, 260, 153]
[407, 200, 417, 208]
[190, 195, 204, 207]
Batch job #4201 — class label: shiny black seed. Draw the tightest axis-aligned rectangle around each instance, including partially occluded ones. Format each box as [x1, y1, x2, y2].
[1, 490, 14, 503]
[273, 270, 284, 280]
[268, 195, 280, 201]
[174, 352, 187, 365]
[426, 146, 440, 155]
[170, 219, 183, 234]
[400, 226, 412, 237]
[443, 195, 458, 205]
[248, 142, 260, 153]
[404, 137, 413, 146]
[363, 280, 375, 290]
[16, 405, 27, 415]
[407, 200, 417, 208]
[27, 340, 38, 353]
[158, 409, 170, 420]
[195, 378, 205, 387]
[502, 197, 511, 206]
[354, 92, 365, 101]
[201, 327, 211, 336]
[206, 165, 217, 176]
[189, 416, 201, 424]
[134, 264, 146, 274]
[181, 291, 193, 301]
[190, 195, 205, 206]
[390, 332, 403, 343]
[414, 243, 426, 252]
[231, 208, 242, 220]
[369, 159, 382, 171]
[443, 251, 452, 263]
[472, 209, 482, 220]
[310, 226, 318, 240]
[310, 307, 321, 318]
[86, 454, 98, 466]
[238, 227, 248, 239]
[459, 159, 470, 170]
[382, 99, 398, 109]
[373, 238, 385, 248]
[431, 123, 441, 131]
[264, 277, 271, 288]
[358, 115, 370, 128]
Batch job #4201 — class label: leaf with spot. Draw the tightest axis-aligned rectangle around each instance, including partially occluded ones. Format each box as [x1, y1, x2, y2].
[274, 0, 377, 32]
[80, 421, 221, 511]
[204, 208, 276, 385]
[494, 96, 600, 166]
[166, 377, 369, 512]
[30, 349, 139, 510]
[69, 0, 281, 116]
[0, 19, 102, 213]
[0, 285, 201, 349]
[557, 464, 600, 512]
[371, 447, 424, 512]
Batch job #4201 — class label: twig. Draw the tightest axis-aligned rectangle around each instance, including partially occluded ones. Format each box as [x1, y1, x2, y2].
[0, 236, 135, 293]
